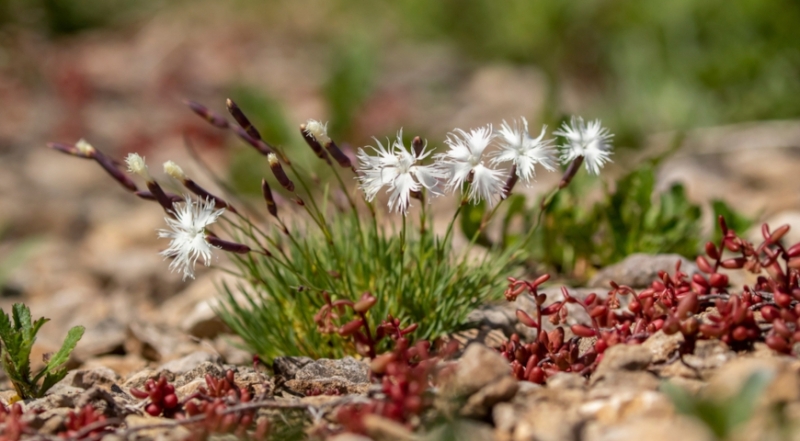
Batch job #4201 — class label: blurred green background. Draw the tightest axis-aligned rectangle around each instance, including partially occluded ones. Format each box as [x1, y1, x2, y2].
[1, 0, 798, 148]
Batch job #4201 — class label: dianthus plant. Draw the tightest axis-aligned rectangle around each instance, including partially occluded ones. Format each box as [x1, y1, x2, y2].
[49, 101, 611, 360]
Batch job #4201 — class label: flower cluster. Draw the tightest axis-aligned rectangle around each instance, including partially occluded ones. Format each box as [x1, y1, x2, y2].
[355, 116, 613, 214]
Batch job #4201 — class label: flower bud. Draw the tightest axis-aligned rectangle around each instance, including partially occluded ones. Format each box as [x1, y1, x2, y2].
[226, 98, 262, 141]
[126, 153, 152, 182]
[324, 140, 352, 168]
[502, 165, 519, 199]
[166, 161, 236, 213]
[206, 236, 251, 254]
[261, 179, 278, 218]
[268, 153, 295, 192]
[299, 123, 331, 164]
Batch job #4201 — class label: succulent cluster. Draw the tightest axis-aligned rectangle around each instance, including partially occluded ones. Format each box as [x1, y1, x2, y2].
[314, 292, 419, 359]
[501, 216, 800, 384]
[335, 334, 450, 435]
[60, 405, 116, 439]
[183, 372, 267, 441]
[130, 376, 180, 418]
[127, 371, 269, 440]
[317, 294, 466, 437]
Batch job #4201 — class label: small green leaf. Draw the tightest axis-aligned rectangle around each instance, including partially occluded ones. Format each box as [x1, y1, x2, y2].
[11, 303, 32, 332]
[44, 325, 84, 374]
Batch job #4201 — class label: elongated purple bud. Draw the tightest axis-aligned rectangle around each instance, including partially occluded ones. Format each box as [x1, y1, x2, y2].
[261, 179, 279, 218]
[185, 100, 229, 129]
[206, 236, 251, 254]
[49, 140, 139, 192]
[299, 124, 331, 164]
[94, 151, 139, 192]
[502, 165, 518, 199]
[146, 181, 176, 212]
[324, 140, 352, 168]
[135, 191, 183, 203]
[47, 141, 93, 158]
[268, 153, 295, 192]
[559, 156, 584, 189]
[164, 161, 236, 213]
[226, 98, 261, 140]
[412, 136, 425, 157]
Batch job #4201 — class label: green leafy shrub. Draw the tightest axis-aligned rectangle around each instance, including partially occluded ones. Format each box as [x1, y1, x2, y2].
[216, 171, 519, 361]
[473, 162, 753, 281]
[0, 303, 84, 399]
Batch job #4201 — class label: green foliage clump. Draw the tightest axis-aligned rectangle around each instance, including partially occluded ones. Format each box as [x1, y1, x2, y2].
[217, 198, 518, 361]
[0, 303, 84, 399]
[480, 162, 753, 281]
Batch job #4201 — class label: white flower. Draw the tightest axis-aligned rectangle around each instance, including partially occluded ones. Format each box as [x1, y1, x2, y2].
[437, 125, 505, 206]
[554, 116, 614, 175]
[491, 117, 557, 184]
[158, 196, 225, 280]
[356, 130, 442, 214]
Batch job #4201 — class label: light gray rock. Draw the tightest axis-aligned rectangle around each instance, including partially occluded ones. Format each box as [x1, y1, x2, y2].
[593, 344, 653, 380]
[447, 344, 511, 397]
[295, 357, 370, 384]
[588, 253, 699, 289]
[158, 351, 222, 375]
[273, 356, 314, 379]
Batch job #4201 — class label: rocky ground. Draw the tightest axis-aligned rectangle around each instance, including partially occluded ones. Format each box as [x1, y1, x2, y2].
[3, 4, 800, 441]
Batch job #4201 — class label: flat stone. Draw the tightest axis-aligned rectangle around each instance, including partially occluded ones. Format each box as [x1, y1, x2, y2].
[592, 344, 653, 382]
[273, 356, 315, 380]
[642, 330, 684, 363]
[588, 253, 699, 289]
[157, 351, 222, 375]
[446, 344, 512, 397]
[294, 357, 370, 384]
